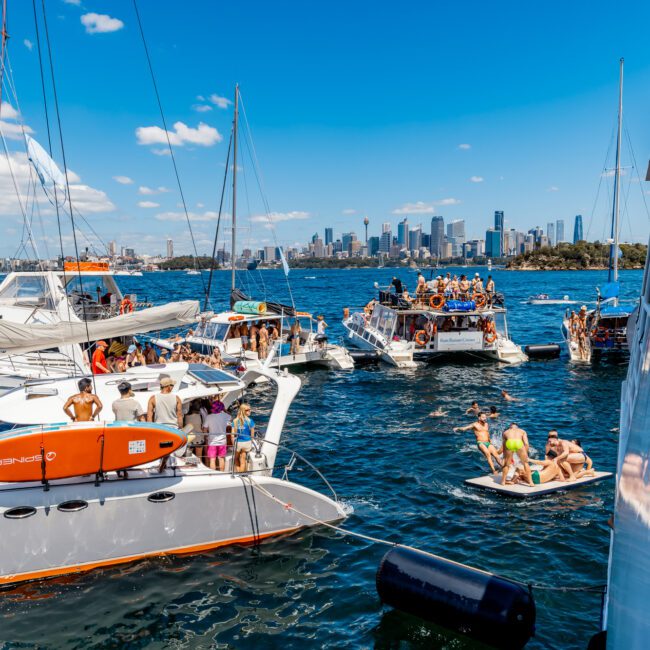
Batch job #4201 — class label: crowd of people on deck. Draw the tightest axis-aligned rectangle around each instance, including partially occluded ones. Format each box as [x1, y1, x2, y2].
[63, 375, 257, 474]
[452, 391, 596, 486]
[89, 338, 225, 375]
[390, 272, 497, 306]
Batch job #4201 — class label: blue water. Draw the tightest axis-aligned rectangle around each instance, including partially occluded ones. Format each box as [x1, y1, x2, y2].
[0, 267, 640, 649]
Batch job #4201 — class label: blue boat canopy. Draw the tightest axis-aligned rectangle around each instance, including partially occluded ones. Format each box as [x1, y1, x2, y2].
[600, 282, 620, 300]
[600, 305, 632, 318]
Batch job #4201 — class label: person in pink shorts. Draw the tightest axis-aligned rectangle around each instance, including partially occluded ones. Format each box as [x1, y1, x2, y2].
[202, 398, 232, 471]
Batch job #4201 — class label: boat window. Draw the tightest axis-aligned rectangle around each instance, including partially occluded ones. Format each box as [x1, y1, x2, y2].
[0, 276, 55, 309]
[195, 322, 229, 340]
[4, 506, 37, 519]
[57, 500, 88, 513]
[147, 491, 175, 503]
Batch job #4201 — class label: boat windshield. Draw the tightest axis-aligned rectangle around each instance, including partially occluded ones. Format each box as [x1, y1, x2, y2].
[195, 321, 230, 341]
[0, 275, 55, 309]
[369, 304, 398, 339]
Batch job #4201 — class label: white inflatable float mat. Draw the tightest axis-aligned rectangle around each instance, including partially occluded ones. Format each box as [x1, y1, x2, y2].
[465, 471, 613, 498]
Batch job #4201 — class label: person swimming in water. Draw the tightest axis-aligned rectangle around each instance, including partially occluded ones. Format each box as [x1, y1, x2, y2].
[501, 390, 520, 402]
[429, 409, 449, 417]
[453, 412, 503, 474]
[502, 422, 533, 486]
[465, 401, 481, 416]
[488, 406, 499, 419]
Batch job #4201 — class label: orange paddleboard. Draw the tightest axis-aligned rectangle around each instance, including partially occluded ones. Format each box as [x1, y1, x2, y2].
[0, 422, 186, 482]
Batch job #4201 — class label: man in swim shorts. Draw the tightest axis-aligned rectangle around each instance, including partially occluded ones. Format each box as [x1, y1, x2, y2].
[502, 423, 533, 486]
[453, 412, 502, 473]
[465, 401, 481, 416]
[514, 450, 565, 485]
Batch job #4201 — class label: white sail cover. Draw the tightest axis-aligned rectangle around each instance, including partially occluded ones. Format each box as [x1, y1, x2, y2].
[0, 300, 200, 356]
[26, 135, 67, 199]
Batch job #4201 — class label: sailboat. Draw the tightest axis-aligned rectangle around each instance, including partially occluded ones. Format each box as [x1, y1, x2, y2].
[562, 59, 634, 363]
[171, 87, 354, 373]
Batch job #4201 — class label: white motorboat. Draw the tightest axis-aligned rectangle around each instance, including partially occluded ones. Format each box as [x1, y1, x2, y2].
[0, 268, 199, 390]
[186, 269, 201, 276]
[525, 294, 576, 305]
[344, 289, 527, 366]
[183, 307, 354, 373]
[0, 362, 346, 586]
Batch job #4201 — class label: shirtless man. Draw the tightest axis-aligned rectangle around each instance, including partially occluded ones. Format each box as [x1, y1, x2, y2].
[453, 412, 502, 473]
[488, 406, 500, 419]
[258, 322, 270, 359]
[249, 322, 259, 353]
[465, 400, 481, 416]
[428, 409, 449, 417]
[450, 276, 460, 299]
[514, 451, 565, 485]
[546, 431, 589, 480]
[485, 275, 495, 306]
[502, 423, 533, 486]
[459, 275, 470, 300]
[501, 389, 520, 402]
[63, 378, 103, 422]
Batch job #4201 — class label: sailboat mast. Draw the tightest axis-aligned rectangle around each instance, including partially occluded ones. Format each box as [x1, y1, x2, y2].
[610, 58, 623, 290]
[231, 84, 239, 292]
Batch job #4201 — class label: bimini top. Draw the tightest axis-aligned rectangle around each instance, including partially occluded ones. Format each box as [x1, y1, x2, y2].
[600, 305, 634, 319]
[210, 311, 312, 325]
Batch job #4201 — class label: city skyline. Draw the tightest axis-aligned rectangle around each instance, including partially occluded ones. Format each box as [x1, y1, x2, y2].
[0, 1, 648, 259]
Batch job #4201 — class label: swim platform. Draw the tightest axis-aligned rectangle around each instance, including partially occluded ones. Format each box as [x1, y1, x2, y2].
[465, 471, 614, 498]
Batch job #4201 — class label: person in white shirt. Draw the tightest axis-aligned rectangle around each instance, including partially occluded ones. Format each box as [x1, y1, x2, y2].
[202, 398, 232, 471]
[315, 315, 328, 348]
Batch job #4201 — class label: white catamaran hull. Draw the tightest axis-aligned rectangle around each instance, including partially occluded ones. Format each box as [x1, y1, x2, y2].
[0, 469, 345, 585]
[343, 318, 415, 368]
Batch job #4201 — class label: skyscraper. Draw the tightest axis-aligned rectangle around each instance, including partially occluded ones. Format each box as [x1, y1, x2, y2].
[397, 218, 409, 247]
[368, 236, 380, 256]
[108, 240, 117, 257]
[446, 219, 465, 241]
[382, 222, 391, 234]
[494, 211, 504, 254]
[342, 232, 357, 254]
[379, 230, 391, 254]
[547, 222, 555, 247]
[430, 215, 444, 258]
[324, 228, 333, 246]
[409, 227, 422, 252]
[485, 229, 502, 258]
[556, 219, 565, 244]
[573, 215, 583, 243]
[166, 238, 173, 259]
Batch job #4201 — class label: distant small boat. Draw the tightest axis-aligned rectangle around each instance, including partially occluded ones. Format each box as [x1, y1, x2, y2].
[186, 269, 201, 276]
[526, 294, 576, 305]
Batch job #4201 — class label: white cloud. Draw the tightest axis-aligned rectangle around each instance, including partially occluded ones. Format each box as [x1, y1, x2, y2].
[113, 175, 134, 185]
[0, 151, 115, 216]
[469, 176, 484, 183]
[209, 94, 232, 109]
[151, 148, 171, 156]
[458, 143, 471, 150]
[23, 39, 33, 51]
[135, 121, 222, 148]
[342, 208, 357, 215]
[155, 210, 220, 222]
[0, 103, 34, 140]
[250, 211, 310, 229]
[64, 0, 81, 5]
[192, 104, 213, 113]
[196, 95, 205, 102]
[138, 185, 171, 195]
[0, 103, 20, 121]
[602, 169, 627, 178]
[392, 199, 460, 215]
[196, 202, 204, 208]
[81, 13, 124, 34]
[138, 201, 159, 208]
[546, 185, 559, 192]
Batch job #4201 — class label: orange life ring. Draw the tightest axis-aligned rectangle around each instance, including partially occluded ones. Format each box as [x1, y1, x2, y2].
[414, 330, 430, 347]
[473, 293, 486, 308]
[429, 294, 445, 310]
[119, 298, 134, 314]
[228, 315, 245, 322]
[484, 331, 497, 344]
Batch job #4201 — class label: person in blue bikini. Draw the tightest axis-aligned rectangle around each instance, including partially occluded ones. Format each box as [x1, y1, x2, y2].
[232, 403, 255, 473]
[453, 413, 503, 474]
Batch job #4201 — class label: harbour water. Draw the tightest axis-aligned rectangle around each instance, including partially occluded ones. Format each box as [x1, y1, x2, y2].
[0, 267, 639, 649]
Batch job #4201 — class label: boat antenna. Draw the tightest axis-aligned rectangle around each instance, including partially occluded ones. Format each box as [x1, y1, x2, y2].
[204, 128, 233, 311]
[132, 0, 207, 293]
[231, 84, 239, 293]
[609, 57, 623, 295]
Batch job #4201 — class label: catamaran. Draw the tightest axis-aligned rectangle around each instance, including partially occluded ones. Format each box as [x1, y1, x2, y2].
[0, 361, 346, 586]
[344, 282, 527, 367]
[562, 59, 634, 363]
[0, 265, 199, 391]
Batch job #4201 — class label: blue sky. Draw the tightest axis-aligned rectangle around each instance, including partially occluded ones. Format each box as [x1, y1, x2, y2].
[1, 0, 649, 258]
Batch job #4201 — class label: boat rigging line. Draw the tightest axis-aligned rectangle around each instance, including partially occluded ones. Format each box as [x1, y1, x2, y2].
[204, 129, 233, 312]
[37, 0, 96, 388]
[131, 0, 207, 294]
